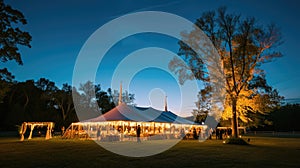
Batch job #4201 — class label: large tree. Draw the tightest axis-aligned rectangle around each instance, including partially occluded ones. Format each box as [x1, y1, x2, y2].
[0, 0, 31, 101]
[53, 83, 77, 127]
[5, 80, 58, 125]
[3, 79, 79, 129]
[170, 7, 282, 138]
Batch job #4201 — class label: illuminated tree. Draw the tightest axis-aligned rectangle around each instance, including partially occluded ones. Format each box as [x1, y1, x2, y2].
[170, 7, 282, 138]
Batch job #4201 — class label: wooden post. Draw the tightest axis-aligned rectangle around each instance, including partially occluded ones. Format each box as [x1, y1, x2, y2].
[20, 133, 24, 141]
[49, 123, 53, 139]
[28, 124, 34, 140]
[20, 122, 26, 141]
[46, 124, 50, 140]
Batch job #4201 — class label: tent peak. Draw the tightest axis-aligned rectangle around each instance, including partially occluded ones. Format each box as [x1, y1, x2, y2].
[164, 96, 168, 112]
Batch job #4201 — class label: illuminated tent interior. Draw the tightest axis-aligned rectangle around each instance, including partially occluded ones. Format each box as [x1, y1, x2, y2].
[63, 103, 207, 141]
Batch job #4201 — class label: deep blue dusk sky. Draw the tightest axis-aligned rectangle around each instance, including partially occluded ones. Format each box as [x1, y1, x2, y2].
[2, 0, 300, 116]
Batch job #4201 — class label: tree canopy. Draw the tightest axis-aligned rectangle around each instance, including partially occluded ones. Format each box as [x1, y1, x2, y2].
[170, 7, 283, 137]
[0, 0, 32, 65]
[0, 0, 32, 102]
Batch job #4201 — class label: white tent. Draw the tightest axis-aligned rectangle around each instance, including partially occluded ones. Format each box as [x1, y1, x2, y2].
[64, 104, 207, 141]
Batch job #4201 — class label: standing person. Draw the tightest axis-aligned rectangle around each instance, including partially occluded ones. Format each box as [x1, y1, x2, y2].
[97, 128, 101, 141]
[61, 126, 65, 136]
[198, 128, 202, 139]
[136, 125, 141, 143]
[209, 128, 213, 139]
[219, 129, 224, 140]
[193, 128, 198, 140]
[180, 128, 185, 139]
[51, 128, 54, 138]
[216, 129, 219, 140]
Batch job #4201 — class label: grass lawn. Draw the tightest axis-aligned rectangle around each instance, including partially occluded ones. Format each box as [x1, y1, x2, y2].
[0, 135, 299, 168]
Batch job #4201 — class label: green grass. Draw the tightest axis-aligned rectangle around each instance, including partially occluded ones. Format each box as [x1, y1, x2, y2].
[0, 135, 299, 168]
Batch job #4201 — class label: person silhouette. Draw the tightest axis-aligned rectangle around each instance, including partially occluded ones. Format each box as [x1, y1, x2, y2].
[193, 128, 198, 140]
[97, 128, 101, 141]
[136, 125, 141, 143]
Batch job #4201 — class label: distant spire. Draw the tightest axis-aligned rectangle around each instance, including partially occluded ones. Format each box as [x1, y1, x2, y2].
[118, 82, 122, 105]
[164, 96, 168, 112]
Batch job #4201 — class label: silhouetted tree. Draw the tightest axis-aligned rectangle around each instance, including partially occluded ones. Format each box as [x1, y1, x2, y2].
[6, 80, 52, 125]
[35, 78, 58, 93]
[1, 79, 134, 130]
[53, 83, 76, 127]
[0, 0, 31, 103]
[95, 84, 115, 113]
[3, 79, 62, 129]
[0, 0, 31, 65]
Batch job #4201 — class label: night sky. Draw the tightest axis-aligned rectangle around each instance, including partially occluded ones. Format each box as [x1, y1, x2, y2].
[2, 0, 300, 116]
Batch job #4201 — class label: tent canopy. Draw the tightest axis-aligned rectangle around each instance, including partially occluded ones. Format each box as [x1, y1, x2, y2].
[84, 103, 195, 125]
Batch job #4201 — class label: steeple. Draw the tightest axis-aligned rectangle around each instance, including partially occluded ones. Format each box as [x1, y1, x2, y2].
[118, 82, 122, 105]
[164, 96, 168, 112]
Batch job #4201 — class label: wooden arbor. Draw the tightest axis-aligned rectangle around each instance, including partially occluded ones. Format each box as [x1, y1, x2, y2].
[20, 122, 54, 141]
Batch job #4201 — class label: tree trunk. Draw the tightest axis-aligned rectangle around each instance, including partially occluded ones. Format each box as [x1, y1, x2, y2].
[231, 98, 238, 138]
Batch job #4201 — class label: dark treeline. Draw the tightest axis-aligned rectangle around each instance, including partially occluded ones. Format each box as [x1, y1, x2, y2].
[0, 77, 135, 131]
[202, 104, 300, 132]
[217, 103, 300, 131]
[267, 104, 300, 131]
[239, 103, 300, 132]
